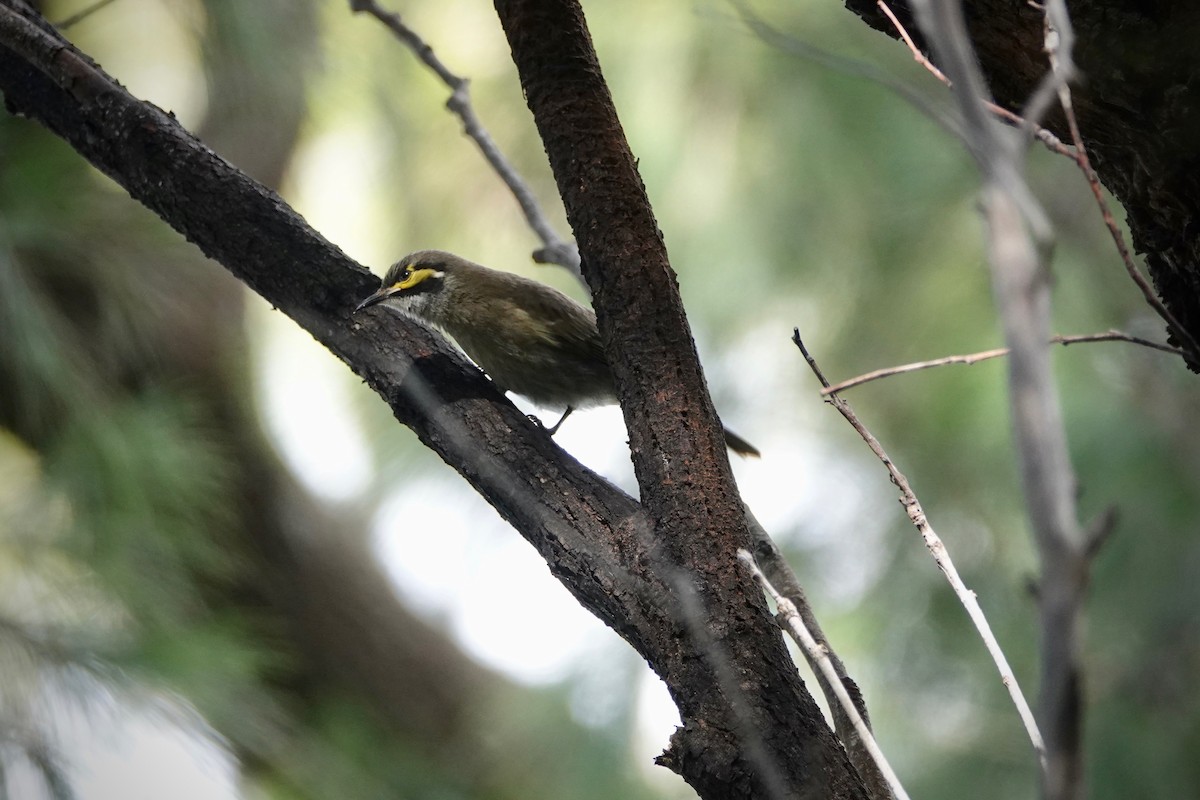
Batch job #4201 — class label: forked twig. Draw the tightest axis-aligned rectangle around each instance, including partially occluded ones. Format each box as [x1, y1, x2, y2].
[349, 0, 579, 273]
[1039, 11, 1200, 363]
[822, 330, 1182, 394]
[793, 328, 1048, 767]
[876, 0, 1074, 159]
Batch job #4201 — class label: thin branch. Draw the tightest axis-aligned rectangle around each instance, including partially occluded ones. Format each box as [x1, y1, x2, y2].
[876, 0, 944, 81]
[822, 330, 1183, 394]
[793, 328, 1048, 768]
[742, 506, 893, 800]
[739, 550, 905, 800]
[349, 0, 580, 274]
[1038, 11, 1200, 364]
[876, 0, 1075, 160]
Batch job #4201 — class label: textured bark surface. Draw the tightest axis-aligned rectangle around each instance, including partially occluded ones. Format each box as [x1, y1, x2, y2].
[493, 2, 866, 798]
[844, 0, 1200, 368]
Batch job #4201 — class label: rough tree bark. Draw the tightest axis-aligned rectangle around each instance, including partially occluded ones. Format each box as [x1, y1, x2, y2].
[843, 0, 1200, 370]
[0, 1, 868, 797]
[492, 2, 865, 798]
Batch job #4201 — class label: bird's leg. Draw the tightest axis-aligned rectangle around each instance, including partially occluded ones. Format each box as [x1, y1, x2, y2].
[545, 406, 575, 435]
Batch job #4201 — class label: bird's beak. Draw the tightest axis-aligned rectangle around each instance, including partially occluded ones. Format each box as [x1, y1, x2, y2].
[354, 287, 390, 314]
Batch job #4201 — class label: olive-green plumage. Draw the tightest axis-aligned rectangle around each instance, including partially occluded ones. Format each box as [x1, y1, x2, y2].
[355, 250, 758, 456]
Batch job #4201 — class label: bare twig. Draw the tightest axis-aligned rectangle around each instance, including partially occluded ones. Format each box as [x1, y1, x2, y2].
[739, 549, 905, 800]
[742, 506, 893, 800]
[876, 1, 945, 81]
[876, 0, 1075, 159]
[349, 0, 580, 274]
[1037, 11, 1200, 365]
[885, 0, 1196, 366]
[793, 328, 1048, 767]
[822, 330, 1182, 394]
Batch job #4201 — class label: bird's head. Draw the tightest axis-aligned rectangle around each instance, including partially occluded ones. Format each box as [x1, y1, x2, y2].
[354, 250, 461, 317]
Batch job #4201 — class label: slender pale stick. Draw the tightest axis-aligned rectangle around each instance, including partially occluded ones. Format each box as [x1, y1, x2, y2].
[822, 330, 1182, 394]
[794, 329, 1048, 767]
[739, 550, 910, 800]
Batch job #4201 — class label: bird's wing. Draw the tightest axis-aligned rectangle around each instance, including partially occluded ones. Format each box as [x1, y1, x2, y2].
[509, 284, 606, 362]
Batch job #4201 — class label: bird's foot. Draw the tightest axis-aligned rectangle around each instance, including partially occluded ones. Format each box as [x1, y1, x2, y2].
[526, 408, 574, 437]
[545, 406, 574, 435]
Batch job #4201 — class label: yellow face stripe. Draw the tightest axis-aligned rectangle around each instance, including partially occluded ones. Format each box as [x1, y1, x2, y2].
[393, 267, 442, 292]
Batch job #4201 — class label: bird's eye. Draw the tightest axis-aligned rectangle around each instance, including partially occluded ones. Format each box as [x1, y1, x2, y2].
[390, 266, 413, 289]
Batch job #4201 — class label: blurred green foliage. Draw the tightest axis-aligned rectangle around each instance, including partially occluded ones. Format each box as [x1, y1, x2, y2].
[2, 0, 1199, 798]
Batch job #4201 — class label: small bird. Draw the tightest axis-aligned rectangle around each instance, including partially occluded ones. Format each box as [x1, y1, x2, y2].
[354, 250, 759, 457]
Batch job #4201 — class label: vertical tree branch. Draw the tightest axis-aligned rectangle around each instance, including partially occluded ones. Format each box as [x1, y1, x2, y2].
[491, 1, 867, 797]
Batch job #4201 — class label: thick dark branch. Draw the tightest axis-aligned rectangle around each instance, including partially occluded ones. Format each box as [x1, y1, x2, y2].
[492, 2, 866, 798]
